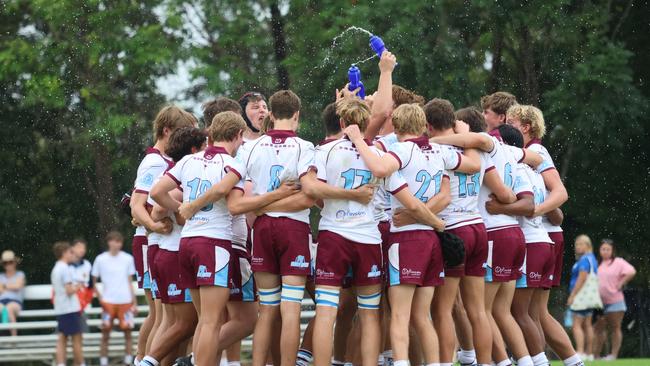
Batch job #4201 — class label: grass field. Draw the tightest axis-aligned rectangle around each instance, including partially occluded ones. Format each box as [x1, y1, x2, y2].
[551, 359, 650, 366]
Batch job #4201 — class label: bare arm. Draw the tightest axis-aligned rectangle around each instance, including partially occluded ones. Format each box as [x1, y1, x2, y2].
[430, 132, 494, 152]
[534, 169, 568, 217]
[546, 208, 564, 226]
[301, 171, 376, 202]
[150, 175, 182, 212]
[255, 192, 316, 215]
[392, 176, 451, 227]
[392, 188, 445, 231]
[365, 51, 397, 140]
[227, 182, 299, 215]
[177, 172, 242, 220]
[345, 125, 399, 177]
[522, 149, 543, 167]
[485, 194, 535, 217]
[455, 148, 481, 174]
[483, 169, 517, 204]
[130, 191, 170, 234]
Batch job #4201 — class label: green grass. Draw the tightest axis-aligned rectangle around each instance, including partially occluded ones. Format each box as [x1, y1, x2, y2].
[551, 359, 650, 366]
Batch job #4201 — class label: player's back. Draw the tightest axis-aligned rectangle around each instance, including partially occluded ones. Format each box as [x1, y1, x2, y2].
[526, 140, 562, 232]
[167, 146, 242, 241]
[516, 163, 552, 244]
[238, 130, 314, 223]
[133, 148, 173, 235]
[386, 137, 445, 232]
[316, 138, 381, 244]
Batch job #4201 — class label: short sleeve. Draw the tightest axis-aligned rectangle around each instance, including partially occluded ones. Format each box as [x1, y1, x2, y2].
[441, 146, 461, 170]
[618, 258, 635, 276]
[385, 170, 408, 195]
[315, 146, 328, 181]
[506, 145, 525, 163]
[513, 164, 533, 196]
[62, 266, 74, 284]
[91, 258, 100, 278]
[480, 151, 494, 171]
[577, 257, 591, 273]
[377, 133, 398, 151]
[225, 157, 246, 181]
[134, 156, 167, 193]
[166, 155, 190, 186]
[532, 145, 556, 174]
[387, 142, 411, 169]
[298, 141, 316, 178]
[480, 133, 498, 156]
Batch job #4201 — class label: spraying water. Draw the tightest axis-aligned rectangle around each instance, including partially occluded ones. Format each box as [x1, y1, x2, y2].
[320, 26, 376, 69]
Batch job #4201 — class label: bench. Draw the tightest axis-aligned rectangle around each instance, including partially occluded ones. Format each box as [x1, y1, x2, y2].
[0, 283, 316, 364]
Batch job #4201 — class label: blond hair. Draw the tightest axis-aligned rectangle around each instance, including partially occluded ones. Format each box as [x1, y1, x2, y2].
[507, 104, 546, 139]
[207, 111, 246, 142]
[392, 104, 427, 136]
[336, 98, 371, 132]
[575, 234, 593, 251]
[153, 105, 197, 140]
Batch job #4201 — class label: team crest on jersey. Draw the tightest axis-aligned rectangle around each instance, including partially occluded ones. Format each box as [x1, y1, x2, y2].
[367, 264, 381, 278]
[290, 255, 309, 268]
[196, 265, 212, 278]
[167, 283, 182, 297]
[140, 173, 154, 186]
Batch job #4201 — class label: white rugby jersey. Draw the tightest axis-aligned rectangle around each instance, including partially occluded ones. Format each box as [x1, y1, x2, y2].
[384, 136, 448, 233]
[158, 215, 183, 252]
[133, 148, 174, 236]
[372, 133, 398, 222]
[439, 144, 492, 230]
[316, 138, 385, 244]
[478, 134, 531, 231]
[166, 145, 245, 240]
[236, 130, 315, 224]
[526, 139, 562, 233]
[516, 163, 553, 244]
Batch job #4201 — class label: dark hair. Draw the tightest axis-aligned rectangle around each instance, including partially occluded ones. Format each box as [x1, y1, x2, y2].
[238, 91, 266, 132]
[203, 97, 242, 126]
[53, 241, 71, 259]
[269, 90, 301, 120]
[322, 103, 341, 137]
[498, 124, 524, 148]
[480, 91, 517, 115]
[424, 98, 455, 131]
[599, 238, 617, 264]
[166, 127, 207, 162]
[105, 230, 124, 243]
[71, 238, 87, 247]
[455, 107, 487, 133]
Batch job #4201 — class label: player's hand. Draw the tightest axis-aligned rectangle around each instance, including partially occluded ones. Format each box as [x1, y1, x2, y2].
[379, 50, 397, 73]
[276, 180, 300, 197]
[454, 120, 470, 134]
[150, 217, 172, 234]
[485, 195, 503, 215]
[433, 218, 446, 232]
[344, 124, 364, 142]
[130, 218, 141, 227]
[336, 84, 360, 101]
[392, 208, 416, 227]
[178, 201, 199, 221]
[352, 184, 376, 205]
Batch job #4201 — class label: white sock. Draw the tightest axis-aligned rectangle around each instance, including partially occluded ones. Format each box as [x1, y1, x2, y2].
[227, 362, 241, 366]
[458, 349, 477, 364]
[220, 357, 228, 366]
[332, 360, 345, 366]
[382, 350, 394, 359]
[134, 357, 141, 366]
[425, 364, 441, 366]
[440, 362, 454, 366]
[377, 354, 385, 366]
[393, 360, 409, 366]
[496, 360, 512, 366]
[140, 356, 159, 366]
[57, 364, 66, 366]
[531, 352, 549, 366]
[562, 354, 584, 366]
[516, 356, 533, 366]
[100, 357, 109, 366]
[124, 355, 134, 365]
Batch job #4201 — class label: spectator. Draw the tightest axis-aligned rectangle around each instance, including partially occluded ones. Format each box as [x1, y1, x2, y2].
[71, 239, 93, 332]
[567, 234, 600, 361]
[51, 241, 84, 366]
[593, 239, 636, 360]
[92, 231, 137, 366]
[0, 250, 26, 336]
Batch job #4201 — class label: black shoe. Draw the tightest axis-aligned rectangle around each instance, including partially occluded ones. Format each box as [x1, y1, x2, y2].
[173, 355, 192, 366]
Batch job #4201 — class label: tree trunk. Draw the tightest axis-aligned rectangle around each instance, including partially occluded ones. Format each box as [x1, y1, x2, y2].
[518, 27, 540, 105]
[487, 27, 503, 92]
[270, 1, 290, 90]
[91, 140, 118, 235]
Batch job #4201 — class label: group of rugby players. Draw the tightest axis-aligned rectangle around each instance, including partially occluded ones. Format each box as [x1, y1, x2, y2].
[128, 50, 582, 366]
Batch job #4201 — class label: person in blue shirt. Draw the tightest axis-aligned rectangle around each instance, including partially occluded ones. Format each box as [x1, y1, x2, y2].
[568, 234, 598, 360]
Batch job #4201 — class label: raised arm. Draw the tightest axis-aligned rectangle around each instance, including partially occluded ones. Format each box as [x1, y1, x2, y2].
[177, 172, 241, 220]
[431, 132, 494, 152]
[534, 169, 568, 217]
[365, 51, 397, 140]
[345, 125, 399, 177]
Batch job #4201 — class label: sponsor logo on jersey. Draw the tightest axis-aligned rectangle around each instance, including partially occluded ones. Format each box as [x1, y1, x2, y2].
[401, 268, 422, 278]
[494, 266, 512, 276]
[316, 268, 335, 278]
[290, 255, 309, 268]
[367, 264, 381, 278]
[529, 272, 543, 280]
[196, 265, 212, 279]
[167, 283, 182, 297]
[335, 209, 366, 221]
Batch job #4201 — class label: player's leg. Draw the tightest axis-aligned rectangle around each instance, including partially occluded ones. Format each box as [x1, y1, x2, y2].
[357, 284, 383, 366]
[432, 276, 460, 365]
[297, 280, 316, 366]
[333, 288, 356, 364]
[511, 288, 544, 356]
[219, 301, 258, 352]
[147, 299, 163, 353]
[388, 284, 416, 365]
[251, 272, 281, 366]
[493, 281, 532, 364]
[312, 285, 343, 366]
[452, 294, 477, 364]
[485, 282, 508, 364]
[279, 275, 307, 366]
[459, 276, 492, 365]
[411, 286, 437, 365]
[606, 310, 625, 358]
[194, 285, 230, 366]
[532, 289, 577, 359]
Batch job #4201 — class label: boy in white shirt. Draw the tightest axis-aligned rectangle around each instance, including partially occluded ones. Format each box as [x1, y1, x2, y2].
[51, 241, 84, 366]
[92, 231, 137, 366]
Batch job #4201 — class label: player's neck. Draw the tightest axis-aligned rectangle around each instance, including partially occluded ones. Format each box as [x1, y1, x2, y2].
[273, 119, 296, 131]
[153, 139, 167, 155]
[213, 141, 236, 156]
[327, 132, 344, 140]
[397, 133, 420, 142]
[244, 129, 260, 140]
[523, 134, 532, 146]
[428, 128, 454, 137]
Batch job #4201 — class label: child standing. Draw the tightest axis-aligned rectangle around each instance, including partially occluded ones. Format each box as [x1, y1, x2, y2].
[51, 241, 84, 366]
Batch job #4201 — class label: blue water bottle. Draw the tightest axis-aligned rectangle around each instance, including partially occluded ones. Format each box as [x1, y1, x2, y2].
[369, 35, 386, 58]
[347, 65, 366, 99]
